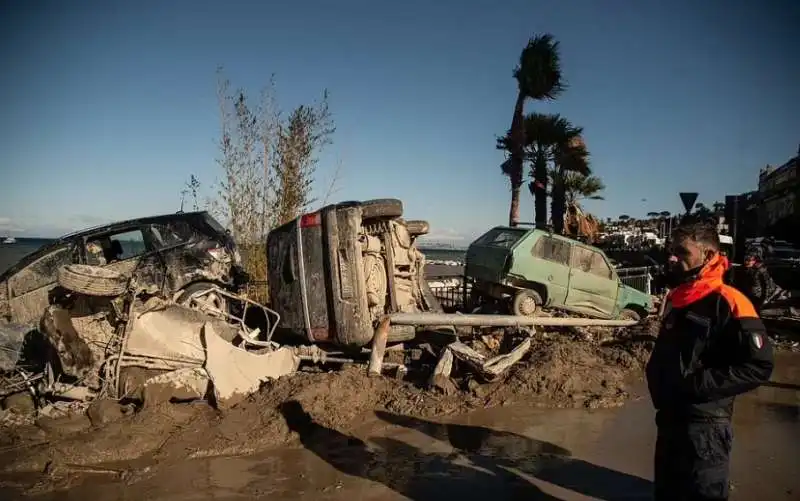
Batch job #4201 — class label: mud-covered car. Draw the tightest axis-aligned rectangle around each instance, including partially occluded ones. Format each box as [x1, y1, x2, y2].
[0, 211, 248, 326]
[466, 226, 653, 321]
[267, 198, 443, 347]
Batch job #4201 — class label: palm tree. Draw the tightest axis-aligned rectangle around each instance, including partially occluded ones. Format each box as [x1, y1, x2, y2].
[564, 172, 605, 206]
[500, 34, 565, 227]
[498, 112, 577, 228]
[561, 172, 605, 238]
[550, 134, 590, 233]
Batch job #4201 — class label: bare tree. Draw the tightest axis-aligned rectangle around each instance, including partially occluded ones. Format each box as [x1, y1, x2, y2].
[274, 94, 335, 225]
[208, 67, 334, 300]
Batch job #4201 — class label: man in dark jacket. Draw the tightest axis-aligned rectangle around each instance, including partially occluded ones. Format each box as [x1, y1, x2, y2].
[646, 221, 774, 501]
[738, 249, 777, 314]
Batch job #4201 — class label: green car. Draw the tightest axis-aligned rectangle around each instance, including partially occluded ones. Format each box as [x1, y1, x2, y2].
[465, 226, 653, 321]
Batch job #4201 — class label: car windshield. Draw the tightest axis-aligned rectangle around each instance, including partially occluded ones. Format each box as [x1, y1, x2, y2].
[474, 228, 527, 249]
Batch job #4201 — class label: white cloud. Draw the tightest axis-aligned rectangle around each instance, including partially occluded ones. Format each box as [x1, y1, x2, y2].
[418, 227, 470, 243]
[0, 217, 25, 233]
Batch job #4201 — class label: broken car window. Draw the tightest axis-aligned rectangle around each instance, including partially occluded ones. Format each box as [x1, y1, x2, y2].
[87, 229, 147, 263]
[149, 223, 192, 249]
[532, 236, 571, 265]
[474, 228, 527, 249]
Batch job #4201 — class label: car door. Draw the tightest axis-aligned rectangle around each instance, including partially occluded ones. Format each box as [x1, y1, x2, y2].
[7, 243, 77, 325]
[526, 235, 572, 305]
[564, 245, 619, 317]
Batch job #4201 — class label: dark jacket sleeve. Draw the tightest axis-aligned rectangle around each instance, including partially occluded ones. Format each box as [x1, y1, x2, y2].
[683, 310, 774, 402]
[759, 267, 777, 301]
[749, 269, 764, 303]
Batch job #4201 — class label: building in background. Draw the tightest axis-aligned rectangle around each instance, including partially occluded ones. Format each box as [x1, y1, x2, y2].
[757, 145, 799, 242]
[725, 191, 760, 262]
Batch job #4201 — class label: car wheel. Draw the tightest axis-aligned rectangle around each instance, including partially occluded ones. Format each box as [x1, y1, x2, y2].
[177, 282, 229, 316]
[360, 199, 403, 220]
[387, 325, 417, 343]
[512, 289, 541, 317]
[406, 220, 430, 236]
[619, 308, 641, 322]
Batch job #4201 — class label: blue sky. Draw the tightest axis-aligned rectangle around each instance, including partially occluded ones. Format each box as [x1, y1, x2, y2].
[0, 0, 797, 241]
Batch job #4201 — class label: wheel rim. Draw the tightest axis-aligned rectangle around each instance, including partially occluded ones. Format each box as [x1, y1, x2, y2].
[518, 295, 537, 316]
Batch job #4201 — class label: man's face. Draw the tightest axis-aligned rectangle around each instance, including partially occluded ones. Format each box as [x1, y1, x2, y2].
[669, 238, 710, 271]
[744, 257, 756, 268]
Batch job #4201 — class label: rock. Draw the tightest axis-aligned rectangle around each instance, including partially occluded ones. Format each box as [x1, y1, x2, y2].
[2, 392, 35, 414]
[87, 398, 132, 427]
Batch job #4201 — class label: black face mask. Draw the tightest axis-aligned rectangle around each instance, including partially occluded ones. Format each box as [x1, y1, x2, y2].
[664, 262, 704, 288]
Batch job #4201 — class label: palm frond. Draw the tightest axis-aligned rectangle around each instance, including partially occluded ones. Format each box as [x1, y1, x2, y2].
[513, 34, 566, 100]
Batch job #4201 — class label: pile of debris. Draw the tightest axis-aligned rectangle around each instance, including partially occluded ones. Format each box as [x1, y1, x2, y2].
[0, 266, 305, 427]
[0, 261, 654, 474]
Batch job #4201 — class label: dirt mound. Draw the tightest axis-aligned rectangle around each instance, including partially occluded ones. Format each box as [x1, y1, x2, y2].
[0, 321, 657, 473]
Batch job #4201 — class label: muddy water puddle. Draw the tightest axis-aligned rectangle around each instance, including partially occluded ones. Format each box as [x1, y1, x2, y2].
[2, 353, 798, 501]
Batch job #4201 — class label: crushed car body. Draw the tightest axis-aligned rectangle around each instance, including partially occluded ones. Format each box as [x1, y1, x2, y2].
[267, 198, 445, 347]
[0, 211, 248, 327]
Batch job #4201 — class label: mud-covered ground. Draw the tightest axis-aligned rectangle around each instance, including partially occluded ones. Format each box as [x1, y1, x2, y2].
[0, 320, 657, 479]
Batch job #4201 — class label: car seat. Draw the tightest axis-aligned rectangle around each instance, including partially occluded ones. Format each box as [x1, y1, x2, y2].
[107, 239, 124, 262]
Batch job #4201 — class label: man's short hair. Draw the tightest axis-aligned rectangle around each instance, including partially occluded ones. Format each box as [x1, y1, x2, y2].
[671, 220, 720, 251]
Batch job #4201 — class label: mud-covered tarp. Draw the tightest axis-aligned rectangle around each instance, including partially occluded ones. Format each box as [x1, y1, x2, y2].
[0, 323, 28, 372]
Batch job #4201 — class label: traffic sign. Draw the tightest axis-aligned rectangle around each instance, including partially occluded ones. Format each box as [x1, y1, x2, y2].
[679, 192, 698, 213]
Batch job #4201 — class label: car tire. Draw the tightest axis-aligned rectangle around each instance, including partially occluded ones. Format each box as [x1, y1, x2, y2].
[387, 325, 417, 343]
[177, 282, 229, 315]
[406, 220, 430, 236]
[512, 289, 541, 317]
[619, 308, 641, 322]
[57, 265, 128, 297]
[360, 199, 403, 220]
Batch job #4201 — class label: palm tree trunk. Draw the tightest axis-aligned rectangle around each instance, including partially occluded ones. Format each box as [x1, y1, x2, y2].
[533, 148, 548, 228]
[507, 91, 527, 227]
[551, 170, 566, 234]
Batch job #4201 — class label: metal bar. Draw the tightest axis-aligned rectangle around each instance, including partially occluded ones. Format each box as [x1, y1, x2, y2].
[296, 216, 314, 343]
[383, 230, 399, 312]
[388, 312, 637, 327]
[295, 355, 405, 369]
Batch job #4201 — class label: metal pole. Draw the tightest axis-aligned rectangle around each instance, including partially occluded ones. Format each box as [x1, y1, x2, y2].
[388, 312, 637, 328]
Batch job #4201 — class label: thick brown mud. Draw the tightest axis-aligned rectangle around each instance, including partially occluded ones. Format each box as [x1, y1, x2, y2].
[1, 320, 797, 500]
[0, 322, 656, 477]
[1, 351, 796, 501]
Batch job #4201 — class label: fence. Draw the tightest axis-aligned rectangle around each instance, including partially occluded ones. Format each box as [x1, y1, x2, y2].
[616, 266, 654, 295]
[427, 277, 471, 312]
